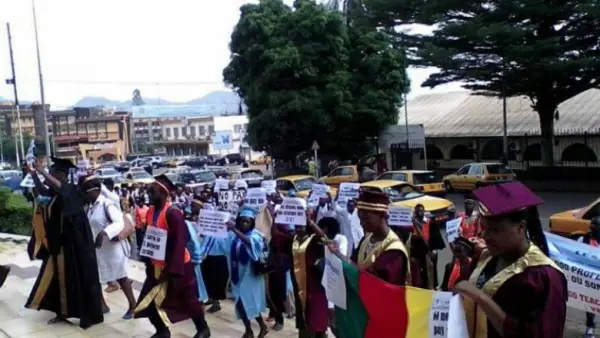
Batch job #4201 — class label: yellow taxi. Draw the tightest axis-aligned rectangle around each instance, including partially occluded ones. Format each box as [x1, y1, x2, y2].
[549, 198, 600, 237]
[276, 175, 338, 199]
[360, 180, 456, 223]
[376, 170, 445, 196]
[250, 155, 272, 165]
[320, 165, 360, 188]
[442, 162, 516, 192]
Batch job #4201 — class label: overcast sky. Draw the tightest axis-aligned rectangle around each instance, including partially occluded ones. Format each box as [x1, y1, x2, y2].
[0, 0, 464, 108]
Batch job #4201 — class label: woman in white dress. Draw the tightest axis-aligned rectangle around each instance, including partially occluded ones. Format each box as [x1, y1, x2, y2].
[80, 176, 137, 319]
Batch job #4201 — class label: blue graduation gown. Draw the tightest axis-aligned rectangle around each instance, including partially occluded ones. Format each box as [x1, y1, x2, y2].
[184, 221, 210, 302]
[213, 229, 266, 319]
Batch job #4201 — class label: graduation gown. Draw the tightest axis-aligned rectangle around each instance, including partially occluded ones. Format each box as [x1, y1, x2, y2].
[352, 231, 409, 286]
[464, 244, 567, 338]
[288, 234, 329, 333]
[267, 224, 292, 318]
[134, 207, 205, 325]
[407, 232, 436, 289]
[25, 184, 104, 328]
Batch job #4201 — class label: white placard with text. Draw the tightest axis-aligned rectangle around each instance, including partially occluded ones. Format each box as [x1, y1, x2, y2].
[244, 188, 268, 209]
[445, 218, 462, 243]
[388, 206, 413, 227]
[140, 226, 168, 261]
[275, 197, 307, 226]
[261, 180, 277, 194]
[336, 182, 360, 206]
[197, 209, 231, 238]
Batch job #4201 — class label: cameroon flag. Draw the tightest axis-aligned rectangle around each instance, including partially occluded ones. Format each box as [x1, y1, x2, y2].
[334, 260, 464, 338]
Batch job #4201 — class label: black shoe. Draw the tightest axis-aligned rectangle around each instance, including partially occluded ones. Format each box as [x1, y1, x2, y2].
[150, 330, 171, 338]
[273, 322, 283, 331]
[193, 328, 211, 338]
[207, 304, 221, 314]
[0, 265, 10, 288]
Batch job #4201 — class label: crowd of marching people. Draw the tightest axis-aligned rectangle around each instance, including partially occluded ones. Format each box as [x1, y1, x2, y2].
[0, 155, 578, 338]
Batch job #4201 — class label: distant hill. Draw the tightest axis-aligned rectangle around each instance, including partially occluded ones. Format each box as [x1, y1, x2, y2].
[73, 90, 241, 109]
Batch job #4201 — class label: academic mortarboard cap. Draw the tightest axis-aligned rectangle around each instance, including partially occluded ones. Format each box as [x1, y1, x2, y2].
[473, 181, 543, 217]
[50, 157, 76, 174]
[464, 193, 476, 202]
[453, 236, 475, 252]
[239, 205, 259, 219]
[357, 189, 389, 213]
[152, 174, 176, 194]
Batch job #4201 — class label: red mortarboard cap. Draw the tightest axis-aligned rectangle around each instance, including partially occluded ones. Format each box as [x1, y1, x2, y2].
[357, 189, 390, 212]
[153, 174, 176, 194]
[473, 181, 543, 217]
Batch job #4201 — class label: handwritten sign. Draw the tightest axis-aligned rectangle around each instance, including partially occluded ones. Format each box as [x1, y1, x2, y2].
[20, 170, 48, 188]
[428, 291, 452, 337]
[140, 226, 168, 261]
[308, 183, 330, 206]
[218, 190, 245, 211]
[388, 206, 413, 227]
[322, 248, 347, 309]
[275, 197, 307, 226]
[337, 182, 360, 207]
[244, 188, 267, 209]
[445, 218, 462, 243]
[214, 178, 230, 191]
[261, 180, 277, 194]
[197, 209, 231, 238]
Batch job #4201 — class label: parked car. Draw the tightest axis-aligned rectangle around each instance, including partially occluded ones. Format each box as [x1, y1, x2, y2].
[123, 170, 155, 185]
[113, 161, 132, 173]
[443, 162, 516, 192]
[215, 153, 245, 166]
[130, 158, 153, 174]
[0, 170, 22, 185]
[376, 170, 445, 196]
[229, 168, 264, 188]
[165, 156, 189, 168]
[95, 168, 123, 181]
[180, 170, 217, 189]
[549, 198, 600, 237]
[250, 155, 272, 165]
[181, 156, 210, 169]
[147, 156, 163, 169]
[361, 180, 455, 224]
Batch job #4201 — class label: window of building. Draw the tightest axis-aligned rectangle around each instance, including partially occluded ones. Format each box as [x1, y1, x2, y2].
[198, 125, 206, 136]
[182, 126, 187, 137]
[174, 127, 179, 139]
[208, 125, 215, 135]
[234, 124, 242, 133]
[190, 126, 196, 138]
[166, 127, 171, 138]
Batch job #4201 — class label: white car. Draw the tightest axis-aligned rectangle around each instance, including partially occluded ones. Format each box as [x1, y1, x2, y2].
[95, 168, 122, 180]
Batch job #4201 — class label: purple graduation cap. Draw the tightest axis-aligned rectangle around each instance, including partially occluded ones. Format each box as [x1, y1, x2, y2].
[472, 181, 544, 217]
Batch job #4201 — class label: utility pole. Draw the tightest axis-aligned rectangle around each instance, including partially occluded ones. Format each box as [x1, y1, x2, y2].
[32, 0, 52, 158]
[502, 63, 509, 165]
[6, 23, 25, 161]
[11, 104, 20, 165]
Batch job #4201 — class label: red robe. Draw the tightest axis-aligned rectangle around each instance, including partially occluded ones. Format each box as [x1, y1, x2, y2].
[134, 207, 204, 324]
[351, 232, 408, 286]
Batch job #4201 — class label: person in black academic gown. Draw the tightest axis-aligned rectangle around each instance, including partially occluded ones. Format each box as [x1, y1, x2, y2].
[24, 157, 104, 329]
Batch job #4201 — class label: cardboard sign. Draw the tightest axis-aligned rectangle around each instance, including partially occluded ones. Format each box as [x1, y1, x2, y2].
[308, 183, 330, 206]
[388, 206, 413, 227]
[140, 226, 168, 261]
[244, 187, 267, 209]
[322, 248, 347, 309]
[445, 218, 462, 243]
[337, 182, 360, 206]
[214, 178, 230, 191]
[275, 197, 307, 226]
[218, 190, 245, 211]
[261, 180, 277, 194]
[197, 209, 231, 238]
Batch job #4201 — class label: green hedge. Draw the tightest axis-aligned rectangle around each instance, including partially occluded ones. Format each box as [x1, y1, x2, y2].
[0, 187, 32, 236]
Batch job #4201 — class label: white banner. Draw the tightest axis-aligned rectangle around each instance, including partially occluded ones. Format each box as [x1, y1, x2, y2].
[197, 209, 231, 238]
[218, 190, 245, 211]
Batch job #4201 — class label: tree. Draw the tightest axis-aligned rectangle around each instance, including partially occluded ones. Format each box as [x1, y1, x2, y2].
[132, 89, 145, 106]
[223, 0, 408, 160]
[361, 0, 600, 165]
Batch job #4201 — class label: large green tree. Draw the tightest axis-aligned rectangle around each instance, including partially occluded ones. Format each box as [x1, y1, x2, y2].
[361, 0, 600, 165]
[223, 0, 408, 161]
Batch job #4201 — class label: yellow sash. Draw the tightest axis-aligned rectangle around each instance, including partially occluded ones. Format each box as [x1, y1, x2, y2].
[292, 234, 315, 311]
[464, 244, 563, 338]
[31, 199, 48, 258]
[357, 230, 410, 280]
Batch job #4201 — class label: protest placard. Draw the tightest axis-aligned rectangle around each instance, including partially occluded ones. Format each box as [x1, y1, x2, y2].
[214, 178, 230, 191]
[322, 248, 347, 309]
[337, 182, 360, 207]
[275, 197, 307, 226]
[218, 190, 245, 211]
[197, 209, 231, 238]
[546, 232, 600, 315]
[308, 183, 330, 206]
[20, 170, 48, 188]
[261, 180, 277, 194]
[445, 218, 462, 243]
[139, 226, 168, 261]
[244, 188, 267, 209]
[388, 206, 413, 227]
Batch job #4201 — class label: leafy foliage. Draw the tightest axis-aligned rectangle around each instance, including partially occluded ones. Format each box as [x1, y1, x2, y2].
[223, 0, 408, 160]
[0, 187, 31, 236]
[361, 0, 600, 164]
